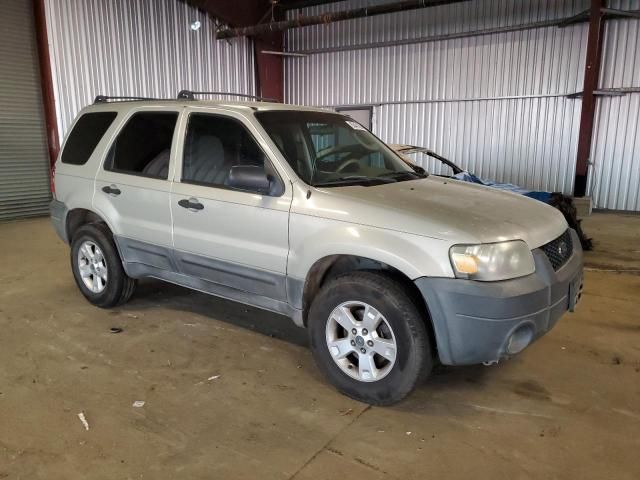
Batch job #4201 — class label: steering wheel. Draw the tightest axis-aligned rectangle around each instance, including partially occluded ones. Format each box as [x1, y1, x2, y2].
[316, 145, 364, 162]
[335, 158, 361, 173]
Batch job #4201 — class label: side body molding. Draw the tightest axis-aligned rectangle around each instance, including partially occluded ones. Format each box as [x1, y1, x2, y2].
[114, 235, 302, 325]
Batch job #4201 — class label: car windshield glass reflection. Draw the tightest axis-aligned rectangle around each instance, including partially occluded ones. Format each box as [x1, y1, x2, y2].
[255, 111, 424, 187]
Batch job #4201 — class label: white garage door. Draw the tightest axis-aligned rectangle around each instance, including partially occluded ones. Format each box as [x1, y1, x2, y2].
[0, 0, 51, 220]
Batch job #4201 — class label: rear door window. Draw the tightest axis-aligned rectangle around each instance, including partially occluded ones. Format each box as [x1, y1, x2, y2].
[105, 111, 178, 179]
[61, 112, 117, 165]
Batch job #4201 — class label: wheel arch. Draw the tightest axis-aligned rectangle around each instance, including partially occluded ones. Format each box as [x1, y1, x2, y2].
[299, 254, 437, 354]
[66, 208, 113, 242]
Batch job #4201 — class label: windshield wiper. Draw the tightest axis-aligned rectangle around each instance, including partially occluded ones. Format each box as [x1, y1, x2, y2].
[377, 170, 427, 180]
[313, 175, 395, 187]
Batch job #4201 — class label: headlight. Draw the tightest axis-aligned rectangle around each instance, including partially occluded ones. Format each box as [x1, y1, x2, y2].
[449, 240, 535, 281]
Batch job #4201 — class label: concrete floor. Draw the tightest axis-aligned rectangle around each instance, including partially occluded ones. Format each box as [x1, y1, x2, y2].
[0, 213, 638, 479]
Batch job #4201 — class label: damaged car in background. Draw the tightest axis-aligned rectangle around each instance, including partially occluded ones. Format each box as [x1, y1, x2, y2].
[392, 144, 592, 251]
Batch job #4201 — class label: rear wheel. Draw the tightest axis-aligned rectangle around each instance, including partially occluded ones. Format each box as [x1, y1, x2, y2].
[308, 271, 433, 405]
[70, 223, 136, 308]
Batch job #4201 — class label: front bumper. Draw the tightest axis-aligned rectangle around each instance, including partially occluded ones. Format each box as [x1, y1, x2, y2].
[415, 229, 583, 365]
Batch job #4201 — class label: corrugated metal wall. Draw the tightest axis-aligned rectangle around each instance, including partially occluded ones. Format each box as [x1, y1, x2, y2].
[286, 0, 587, 53]
[0, 0, 51, 220]
[284, 0, 639, 209]
[588, 0, 640, 211]
[285, 0, 590, 196]
[44, 0, 256, 142]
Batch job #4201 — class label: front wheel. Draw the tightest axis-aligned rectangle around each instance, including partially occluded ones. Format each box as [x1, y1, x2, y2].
[308, 271, 433, 405]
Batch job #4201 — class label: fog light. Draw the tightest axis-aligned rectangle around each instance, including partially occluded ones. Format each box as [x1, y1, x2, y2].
[506, 325, 534, 355]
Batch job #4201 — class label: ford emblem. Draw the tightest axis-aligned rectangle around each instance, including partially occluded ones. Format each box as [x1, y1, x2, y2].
[557, 241, 567, 257]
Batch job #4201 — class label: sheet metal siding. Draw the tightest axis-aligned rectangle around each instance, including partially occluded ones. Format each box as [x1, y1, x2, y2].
[286, 0, 588, 52]
[590, 95, 640, 211]
[378, 98, 582, 193]
[589, 0, 640, 211]
[288, 27, 587, 105]
[45, 0, 255, 142]
[0, 0, 52, 220]
[285, 0, 588, 195]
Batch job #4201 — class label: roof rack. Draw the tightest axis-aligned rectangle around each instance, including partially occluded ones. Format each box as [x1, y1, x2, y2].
[93, 95, 156, 104]
[177, 90, 277, 102]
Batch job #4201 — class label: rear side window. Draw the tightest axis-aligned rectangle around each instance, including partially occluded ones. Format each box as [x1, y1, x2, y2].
[61, 112, 117, 165]
[105, 111, 178, 179]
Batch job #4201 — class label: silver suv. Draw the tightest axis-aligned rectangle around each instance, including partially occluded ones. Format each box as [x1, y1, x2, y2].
[50, 93, 584, 405]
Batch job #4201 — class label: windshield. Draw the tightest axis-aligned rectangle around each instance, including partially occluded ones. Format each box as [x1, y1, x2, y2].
[255, 111, 421, 187]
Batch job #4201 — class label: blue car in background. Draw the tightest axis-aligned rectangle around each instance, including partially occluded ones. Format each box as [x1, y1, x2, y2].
[392, 144, 592, 250]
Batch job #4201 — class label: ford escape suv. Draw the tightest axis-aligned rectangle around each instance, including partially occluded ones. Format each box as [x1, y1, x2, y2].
[50, 93, 584, 405]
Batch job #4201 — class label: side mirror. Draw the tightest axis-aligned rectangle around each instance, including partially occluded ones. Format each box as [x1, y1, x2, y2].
[227, 165, 273, 194]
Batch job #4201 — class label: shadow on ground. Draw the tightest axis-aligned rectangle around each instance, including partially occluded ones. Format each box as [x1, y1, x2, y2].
[120, 278, 310, 347]
[119, 279, 494, 397]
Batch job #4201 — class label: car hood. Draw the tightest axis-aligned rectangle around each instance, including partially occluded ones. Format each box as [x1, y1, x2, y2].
[307, 176, 567, 248]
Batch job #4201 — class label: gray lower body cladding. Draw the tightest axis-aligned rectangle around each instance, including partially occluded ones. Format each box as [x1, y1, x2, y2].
[50, 199, 69, 243]
[48, 201, 305, 324]
[415, 229, 584, 366]
[114, 235, 304, 326]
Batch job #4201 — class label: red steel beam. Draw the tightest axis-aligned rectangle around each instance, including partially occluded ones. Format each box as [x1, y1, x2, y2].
[186, 0, 284, 102]
[254, 3, 284, 102]
[254, 34, 285, 103]
[218, 0, 469, 39]
[33, 0, 60, 166]
[574, 0, 605, 197]
[185, 0, 269, 27]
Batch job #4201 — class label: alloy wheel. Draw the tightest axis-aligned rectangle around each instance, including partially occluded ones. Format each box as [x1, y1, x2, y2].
[325, 301, 397, 382]
[77, 240, 108, 293]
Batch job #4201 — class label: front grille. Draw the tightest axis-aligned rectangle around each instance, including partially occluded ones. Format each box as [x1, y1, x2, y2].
[541, 229, 573, 271]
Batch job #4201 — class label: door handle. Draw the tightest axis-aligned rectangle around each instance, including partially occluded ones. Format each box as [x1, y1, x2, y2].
[102, 185, 121, 196]
[178, 198, 204, 211]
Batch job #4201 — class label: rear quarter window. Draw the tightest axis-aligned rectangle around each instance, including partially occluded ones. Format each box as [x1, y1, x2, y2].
[61, 112, 117, 165]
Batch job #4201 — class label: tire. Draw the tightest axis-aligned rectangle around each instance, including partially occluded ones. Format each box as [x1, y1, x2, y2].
[308, 271, 433, 405]
[70, 223, 136, 308]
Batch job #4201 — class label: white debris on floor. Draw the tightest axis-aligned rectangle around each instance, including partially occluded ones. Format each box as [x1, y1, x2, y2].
[77, 412, 89, 431]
